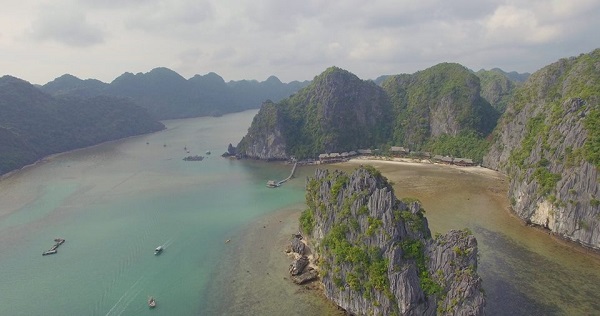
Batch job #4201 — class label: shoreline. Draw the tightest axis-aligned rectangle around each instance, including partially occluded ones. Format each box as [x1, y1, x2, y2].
[202, 205, 344, 315]
[0, 128, 166, 181]
[334, 157, 600, 258]
[341, 155, 505, 179]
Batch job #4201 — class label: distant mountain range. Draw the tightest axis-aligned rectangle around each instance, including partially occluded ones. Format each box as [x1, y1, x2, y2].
[0, 75, 165, 175]
[40, 68, 310, 119]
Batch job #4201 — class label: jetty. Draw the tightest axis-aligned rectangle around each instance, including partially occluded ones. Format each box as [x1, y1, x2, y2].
[42, 238, 65, 256]
[267, 161, 298, 188]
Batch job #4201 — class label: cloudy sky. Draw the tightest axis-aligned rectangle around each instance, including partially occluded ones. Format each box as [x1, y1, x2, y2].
[2, 0, 599, 84]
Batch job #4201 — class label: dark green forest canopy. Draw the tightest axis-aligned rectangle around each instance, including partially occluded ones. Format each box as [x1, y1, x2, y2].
[0, 76, 164, 175]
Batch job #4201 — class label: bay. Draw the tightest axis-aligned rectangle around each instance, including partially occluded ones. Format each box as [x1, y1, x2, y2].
[0, 110, 329, 315]
[1, 110, 599, 315]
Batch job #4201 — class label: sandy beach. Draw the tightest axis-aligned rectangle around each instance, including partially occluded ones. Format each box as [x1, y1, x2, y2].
[345, 156, 504, 178]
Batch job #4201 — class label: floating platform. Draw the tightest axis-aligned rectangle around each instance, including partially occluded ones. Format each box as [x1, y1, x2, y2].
[42, 249, 57, 256]
[42, 238, 65, 256]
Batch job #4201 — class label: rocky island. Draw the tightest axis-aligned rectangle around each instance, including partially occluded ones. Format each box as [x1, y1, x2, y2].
[289, 167, 485, 315]
[484, 49, 600, 250]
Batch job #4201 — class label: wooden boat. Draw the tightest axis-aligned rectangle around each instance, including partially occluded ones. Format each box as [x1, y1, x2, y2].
[148, 296, 156, 308]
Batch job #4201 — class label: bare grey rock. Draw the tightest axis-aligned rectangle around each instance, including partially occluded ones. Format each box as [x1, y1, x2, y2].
[290, 236, 305, 255]
[291, 268, 319, 285]
[289, 255, 309, 276]
[483, 49, 600, 250]
[303, 168, 485, 315]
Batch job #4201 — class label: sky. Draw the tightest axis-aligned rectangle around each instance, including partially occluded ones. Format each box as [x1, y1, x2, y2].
[1, 0, 599, 85]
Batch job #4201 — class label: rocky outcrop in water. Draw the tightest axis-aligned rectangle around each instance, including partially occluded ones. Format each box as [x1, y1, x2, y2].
[483, 49, 600, 250]
[299, 167, 485, 315]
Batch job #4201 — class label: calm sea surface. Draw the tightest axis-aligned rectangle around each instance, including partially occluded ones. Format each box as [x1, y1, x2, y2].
[1, 110, 599, 315]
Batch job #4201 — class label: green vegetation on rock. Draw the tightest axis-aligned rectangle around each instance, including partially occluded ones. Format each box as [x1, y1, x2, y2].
[239, 64, 501, 160]
[382, 63, 499, 151]
[425, 131, 490, 163]
[400, 239, 444, 297]
[583, 108, 600, 169]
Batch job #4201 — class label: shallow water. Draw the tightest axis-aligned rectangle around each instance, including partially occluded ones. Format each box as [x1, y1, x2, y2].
[336, 161, 600, 315]
[1, 111, 599, 315]
[0, 110, 325, 315]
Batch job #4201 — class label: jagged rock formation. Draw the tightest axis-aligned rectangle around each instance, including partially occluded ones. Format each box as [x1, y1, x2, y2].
[483, 49, 600, 250]
[299, 167, 485, 315]
[291, 235, 306, 255]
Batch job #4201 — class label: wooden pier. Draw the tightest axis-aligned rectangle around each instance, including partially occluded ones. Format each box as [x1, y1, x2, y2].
[267, 162, 298, 188]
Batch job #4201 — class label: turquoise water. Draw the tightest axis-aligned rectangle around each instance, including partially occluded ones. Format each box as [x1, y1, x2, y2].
[0, 110, 309, 315]
[2, 110, 600, 315]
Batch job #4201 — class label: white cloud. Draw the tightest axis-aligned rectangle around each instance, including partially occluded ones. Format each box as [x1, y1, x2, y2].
[0, 0, 599, 84]
[484, 5, 560, 44]
[28, 5, 104, 47]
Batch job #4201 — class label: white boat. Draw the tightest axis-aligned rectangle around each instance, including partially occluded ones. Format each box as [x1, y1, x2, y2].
[154, 246, 163, 255]
[148, 296, 156, 308]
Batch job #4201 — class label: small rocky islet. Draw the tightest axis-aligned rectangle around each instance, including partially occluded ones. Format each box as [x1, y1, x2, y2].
[286, 167, 485, 315]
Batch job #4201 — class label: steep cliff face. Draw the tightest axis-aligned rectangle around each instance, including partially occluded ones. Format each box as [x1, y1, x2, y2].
[483, 49, 600, 249]
[236, 101, 288, 160]
[237, 67, 393, 159]
[300, 168, 485, 315]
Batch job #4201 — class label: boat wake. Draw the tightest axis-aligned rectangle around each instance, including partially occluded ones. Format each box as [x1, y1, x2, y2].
[162, 238, 175, 249]
[105, 276, 144, 316]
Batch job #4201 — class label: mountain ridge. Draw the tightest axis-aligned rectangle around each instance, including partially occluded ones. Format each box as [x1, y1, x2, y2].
[0, 75, 165, 175]
[40, 67, 310, 120]
[237, 63, 501, 162]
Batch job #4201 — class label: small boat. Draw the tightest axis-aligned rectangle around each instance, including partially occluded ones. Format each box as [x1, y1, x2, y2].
[42, 249, 57, 256]
[266, 180, 280, 188]
[54, 238, 65, 245]
[148, 296, 156, 308]
[154, 246, 163, 255]
[205, 151, 211, 155]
